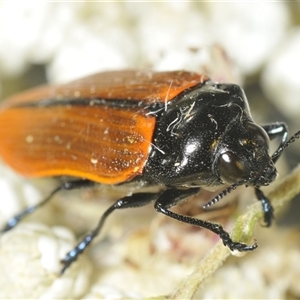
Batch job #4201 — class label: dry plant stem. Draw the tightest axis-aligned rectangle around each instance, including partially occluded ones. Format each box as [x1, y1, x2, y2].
[168, 165, 300, 300]
[168, 242, 229, 300]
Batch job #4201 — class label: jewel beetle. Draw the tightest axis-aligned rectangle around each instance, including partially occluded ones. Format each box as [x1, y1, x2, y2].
[0, 70, 299, 274]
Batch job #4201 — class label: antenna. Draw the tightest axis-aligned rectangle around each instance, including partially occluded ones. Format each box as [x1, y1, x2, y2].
[271, 130, 300, 162]
[202, 180, 247, 209]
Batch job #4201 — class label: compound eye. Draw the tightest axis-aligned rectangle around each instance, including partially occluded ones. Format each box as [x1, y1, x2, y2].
[244, 122, 270, 150]
[218, 152, 249, 184]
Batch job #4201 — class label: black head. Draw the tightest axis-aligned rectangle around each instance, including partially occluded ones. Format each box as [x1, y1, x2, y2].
[144, 81, 277, 190]
[213, 117, 276, 187]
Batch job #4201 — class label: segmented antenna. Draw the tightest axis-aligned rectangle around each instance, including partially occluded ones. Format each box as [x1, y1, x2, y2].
[271, 130, 300, 162]
[202, 180, 246, 209]
[202, 129, 300, 210]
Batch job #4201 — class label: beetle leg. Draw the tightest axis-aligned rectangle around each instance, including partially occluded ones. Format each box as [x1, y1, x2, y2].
[262, 122, 288, 163]
[154, 188, 257, 252]
[255, 187, 274, 227]
[60, 191, 159, 274]
[0, 179, 95, 233]
[253, 122, 288, 226]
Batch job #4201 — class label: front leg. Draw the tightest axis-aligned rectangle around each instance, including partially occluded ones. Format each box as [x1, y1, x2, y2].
[154, 188, 257, 252]
[262, 122, 288, 163]
[255, 188, 274, 227]
[256, 122, 288, 225]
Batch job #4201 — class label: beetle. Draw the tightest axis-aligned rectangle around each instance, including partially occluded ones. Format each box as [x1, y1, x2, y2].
[0, 70, 299, 274]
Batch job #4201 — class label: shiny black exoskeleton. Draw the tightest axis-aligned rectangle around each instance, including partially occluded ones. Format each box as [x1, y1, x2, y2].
[2, 80, 299, 274]
[144, 82, 277, 189]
